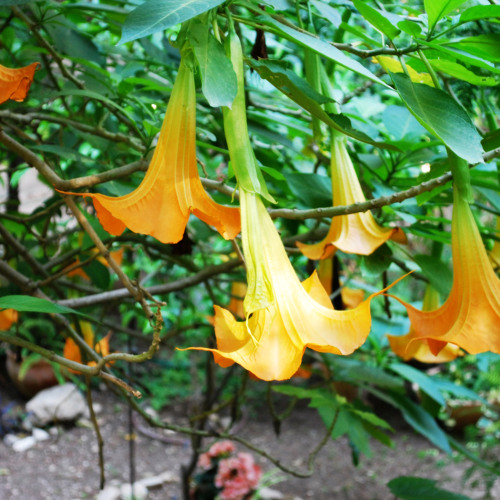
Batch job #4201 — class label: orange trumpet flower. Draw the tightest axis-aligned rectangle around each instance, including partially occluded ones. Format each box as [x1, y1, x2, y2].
[63, 322, 111, 373]
[0, 62, 39, 104]
[0, 309, 18, 330]
[185, 189, 401, 381]
[297, 133, 404, 260]
[391, 186, 500, 356]
[61, 61, 240, 244]
[387, 284, 463, 363]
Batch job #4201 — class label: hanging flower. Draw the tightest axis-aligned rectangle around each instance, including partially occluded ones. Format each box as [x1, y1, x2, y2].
[317, 257, 365, 309]
[297, 133, 405, 260]
[0, 62, 39, 105]
[60, 61, 240, 244]
[0, 309, 18, 330]
[490, 216, 500, 270]
[184, 189, 402, 381]
[390, 186, 500, 356]
[63, 321, 111, 372]
[387, 284, 463, 363]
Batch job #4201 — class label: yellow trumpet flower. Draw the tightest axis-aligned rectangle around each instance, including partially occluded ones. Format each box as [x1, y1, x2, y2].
[0, 309, 18, 330]
[297, 133, 405, 260]
[387, 284, 463, 363]
[61, 61, 240, 244]
[0, 62, 39, 105]
[392, 186, 500, 356]
[186, 189, 400, 381]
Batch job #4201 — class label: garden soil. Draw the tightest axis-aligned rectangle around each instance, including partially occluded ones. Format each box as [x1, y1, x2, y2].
[0, 381, 499, 500]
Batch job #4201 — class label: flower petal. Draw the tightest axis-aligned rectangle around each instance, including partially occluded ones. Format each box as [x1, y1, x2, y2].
[0, 62, 39, 104]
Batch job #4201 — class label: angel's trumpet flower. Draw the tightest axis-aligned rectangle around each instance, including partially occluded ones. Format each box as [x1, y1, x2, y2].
[387, 284, 463, 363]
[186, 189, 401, 381]
[0, 309, 18, 330]
[297, 133, 405, 260]
[0, 62, 39, 104]
[63, 321, 111, 373]
[392, 186, 500, 356]
[317, 257, 365, 309]
[61, 61, 240, 244]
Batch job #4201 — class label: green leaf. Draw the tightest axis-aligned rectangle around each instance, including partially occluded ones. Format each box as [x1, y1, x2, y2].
[390, 363, 446, 406]
[414, 254, 452, 297]
[310, 0, 342, 27]
[424, 0, 468, 32]
[391, 73, 484, 164]
[249, 58, 397, 149]
[388, 476, 471, 500]
[190, 22, 237, 108]
[120, 0, 225, 44]
[377, 390, 451, 453]
[418, 40, 500, 75]
[460, 5, 500, 23]
[361, 243, 393, 278]
[0, 0, 39, 4]
[284, 172, 332, 208]
[397, 20, 422, 37]
[352, 0, 401, 40]
[429, 59, 499, 86]
[258, 15, 387, 87]
[448, 34, 500, 63]
[0, 295, 84, 316]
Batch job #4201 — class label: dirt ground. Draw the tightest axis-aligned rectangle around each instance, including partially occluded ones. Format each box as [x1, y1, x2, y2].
[1, 376, 499, 500]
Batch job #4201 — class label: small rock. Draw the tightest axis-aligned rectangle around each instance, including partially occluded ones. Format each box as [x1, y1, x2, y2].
[3, 434, 19, 446]
[120, 482, 148, 500]
[12, 436, 36, 452]
[258, 487, 284, 499]
[138, 470, 176, 488]
[32, 428, 50, 442]
[96, 486, 121, 500]
[26, 383, 89, 426]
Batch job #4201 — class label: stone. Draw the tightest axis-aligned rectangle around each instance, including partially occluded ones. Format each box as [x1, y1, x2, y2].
[32, 428, 50, 442]
[95, 486, 121, 500]
[12, 436, 36, 452]
[120, 482, 148, 500]
[3, 434, 19, 447]
[258, 487, 284, 499]
[26, 383, 89, 426]
[137, 470, 176, 488]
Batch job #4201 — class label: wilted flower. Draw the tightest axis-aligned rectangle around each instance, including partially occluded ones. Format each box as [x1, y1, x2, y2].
[391, 186, 500, 356]
[387, 284, 463, 363]
[61, 61, 240, 244]
[0, 62, 39, 104]
[185, 189, 401, 381]
[297, 133, 404, 259]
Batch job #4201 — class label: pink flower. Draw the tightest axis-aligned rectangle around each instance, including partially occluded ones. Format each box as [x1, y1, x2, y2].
[197, 452, 213, 470]
[215, 452, 262, 500]
[208, 440, 236, 458]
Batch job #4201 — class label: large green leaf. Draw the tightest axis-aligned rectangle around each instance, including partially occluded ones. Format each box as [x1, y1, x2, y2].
[448, 34, 500, 62]
[460, 4, 500, 22]
[249, 59, 397, 149]
[310, 0, 342, 27]
[284, 172, 332, 208]
[120, 0, 225, 44]
[352, 0, 401, 40]
[258, 15, 387, 87]
[414, 254, 452, 297]
[429, 59, 499, 86]
[391, 73, 484, 164]
[388, 476, 471, 500]
[419, 40, 500, 75]
[424, 0, 468, 32]
[390, 363, 446, 406]
[190, 22, 237, 107]
[0, 295, 84, 316]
